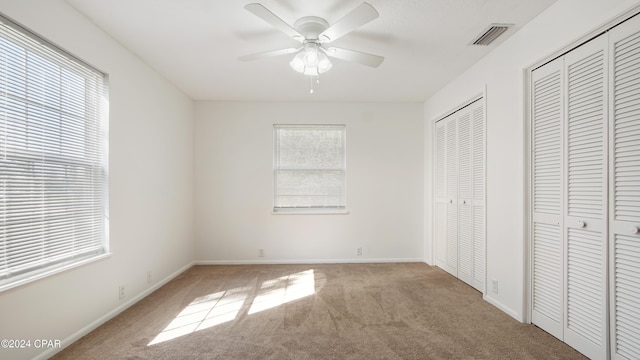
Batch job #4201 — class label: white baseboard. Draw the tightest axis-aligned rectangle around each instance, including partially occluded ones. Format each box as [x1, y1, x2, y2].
[35, 261, 194, 360]
[483, 293, 523, 322]
[194, 258, 425, 265]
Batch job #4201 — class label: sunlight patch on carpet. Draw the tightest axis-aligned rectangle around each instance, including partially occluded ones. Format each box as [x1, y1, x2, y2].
[148, 285, 250, 345]
[248, 269, 315, 314]
[148, 269, 316, 346]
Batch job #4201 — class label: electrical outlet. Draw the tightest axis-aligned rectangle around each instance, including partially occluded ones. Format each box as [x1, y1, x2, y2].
[356, 247, 363, 256]
[492, 280, 499, 294]
[258, 249, 264, 257]
[146, 271, 152, 284]
[118, 285, 125, 300]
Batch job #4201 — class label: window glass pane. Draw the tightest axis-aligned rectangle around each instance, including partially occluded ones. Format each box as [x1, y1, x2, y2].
[274, 125, 345, 210]
[277, 128, 344, 169]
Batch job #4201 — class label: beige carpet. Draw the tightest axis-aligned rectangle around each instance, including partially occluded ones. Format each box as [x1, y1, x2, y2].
[52, 263, 586, 359]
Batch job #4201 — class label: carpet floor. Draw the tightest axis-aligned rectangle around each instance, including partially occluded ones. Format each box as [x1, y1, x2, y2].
[52, 263, 586, 359]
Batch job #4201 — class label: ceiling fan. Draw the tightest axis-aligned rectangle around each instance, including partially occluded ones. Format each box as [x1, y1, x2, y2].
[239, 2, 384, 78]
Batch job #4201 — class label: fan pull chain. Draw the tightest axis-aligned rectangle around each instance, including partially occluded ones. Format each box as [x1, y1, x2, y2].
[309, 75, 320, 94]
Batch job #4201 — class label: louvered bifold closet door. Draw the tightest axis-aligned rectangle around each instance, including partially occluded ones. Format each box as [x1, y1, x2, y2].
[445, 116, 459, 275]
[531, 57, 565, 340]
[435, 101, 486, 288]
[471, 100, 485, 292]
[609, 14, 640, 360]
[457, 107, 474, 286]
[434, 120, 449, 271]
[563, 34, 609, 360]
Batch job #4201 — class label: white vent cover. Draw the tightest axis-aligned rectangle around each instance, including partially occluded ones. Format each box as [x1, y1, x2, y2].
[471, 23, 513, 45]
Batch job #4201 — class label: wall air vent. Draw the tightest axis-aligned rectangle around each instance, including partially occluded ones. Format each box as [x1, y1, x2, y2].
[471, 23, 513, 45]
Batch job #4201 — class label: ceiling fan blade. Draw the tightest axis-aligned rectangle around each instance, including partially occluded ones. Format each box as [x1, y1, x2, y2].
[324, 47, 384, 68]
[244, 3, 304, 42]
[239, 48, 300, 62]
[319, 2, 379, 43]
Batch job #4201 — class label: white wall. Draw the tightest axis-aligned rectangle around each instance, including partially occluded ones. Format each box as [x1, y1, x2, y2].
[195, 102, 424, 263]
[0, 1, 195, 359]
[424, 0, 640, 321]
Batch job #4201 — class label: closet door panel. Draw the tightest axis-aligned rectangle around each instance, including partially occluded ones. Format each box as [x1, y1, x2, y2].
[446, 117, 459, 275]
[563, 34, 608, 360]
[457, 109, 474, 286]
[531, 57, 564, 340]
[434, 121, 449, 270]
[471, 101, 485, 291]
[609, 14, 640, 360]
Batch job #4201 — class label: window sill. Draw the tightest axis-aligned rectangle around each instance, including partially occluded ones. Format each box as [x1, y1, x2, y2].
[0, 252, 112, 293]
[272, 208, 349, 215]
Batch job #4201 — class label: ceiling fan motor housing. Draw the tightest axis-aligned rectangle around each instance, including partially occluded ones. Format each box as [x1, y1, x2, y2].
[294, 16, 330, 41]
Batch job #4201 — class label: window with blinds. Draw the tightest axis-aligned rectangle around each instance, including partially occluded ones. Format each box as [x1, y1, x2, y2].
[0, 15, 108, 291]
[273, 125, 346, 213]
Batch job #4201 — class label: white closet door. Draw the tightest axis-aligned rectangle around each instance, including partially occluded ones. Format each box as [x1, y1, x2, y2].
[471, 101, 485, 291]
[446, 116, 459, 275]
[457, 107, 473, 286]
[609, 14, 640, 360]
[435, 99, 486, 290]
[563, 34, 609, 360]
[434, 121, 449, 271]
[531, 57, 565, 340]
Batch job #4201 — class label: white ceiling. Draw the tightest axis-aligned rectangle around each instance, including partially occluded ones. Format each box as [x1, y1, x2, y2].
[66, 0, 557, 102]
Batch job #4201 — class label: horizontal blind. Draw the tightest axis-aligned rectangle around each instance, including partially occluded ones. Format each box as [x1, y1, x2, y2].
[273, 125, 345, 210]
[0, 15, 107, 289]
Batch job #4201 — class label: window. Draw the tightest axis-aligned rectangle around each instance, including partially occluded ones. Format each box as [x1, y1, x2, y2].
[273, 125, 346, 213]
[0, 15, 108, 291]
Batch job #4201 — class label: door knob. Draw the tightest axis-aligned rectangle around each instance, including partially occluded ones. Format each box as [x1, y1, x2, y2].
[578, 220, 586, 228]
[633, 226, 640, 235]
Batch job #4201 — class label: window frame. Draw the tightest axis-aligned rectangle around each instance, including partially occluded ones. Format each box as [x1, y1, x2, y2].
[272, 124, 348, 215]
[0, 14, 110, 292]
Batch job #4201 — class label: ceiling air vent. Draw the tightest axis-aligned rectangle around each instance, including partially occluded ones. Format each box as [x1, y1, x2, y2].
[471, 23, 513, 46]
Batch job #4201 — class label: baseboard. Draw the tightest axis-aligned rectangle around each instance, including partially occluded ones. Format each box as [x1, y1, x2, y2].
[194, 258, 424, 265]
[35, 261, 195, 360]
[483, 293, 522, 322]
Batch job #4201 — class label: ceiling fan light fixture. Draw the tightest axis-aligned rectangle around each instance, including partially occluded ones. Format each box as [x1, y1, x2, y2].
[303, 49, 319, 66]
[289, 43, 332, 76]
[289, 51, 306, 73]
[317, 53, 333, 73]
[303, 66, 319, 76]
